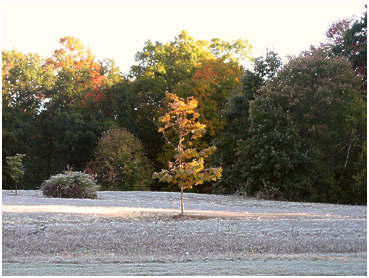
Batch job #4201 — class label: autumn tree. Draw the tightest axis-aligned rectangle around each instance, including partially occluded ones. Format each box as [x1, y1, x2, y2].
[131, 31, 252, 189]
[39, 36, 114, 174]
[2, 38, 142, 190]
[326, 9, 367, 94]
[130, 30, 252, 92]
[153, 93, 222, 215]
[45, 36, 106, 106]
[326, 18, 353, 48]
[175, 57, 243, 140]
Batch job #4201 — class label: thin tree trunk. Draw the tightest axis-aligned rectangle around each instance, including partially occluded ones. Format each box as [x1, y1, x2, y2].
[181, 186, 184, 216]
[179, 125, 184, 216]
[337, 130, 353, 186]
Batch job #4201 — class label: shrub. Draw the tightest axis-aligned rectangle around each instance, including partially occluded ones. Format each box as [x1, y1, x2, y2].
[41, 171, 99, 199]
[90, 127, 153, 191]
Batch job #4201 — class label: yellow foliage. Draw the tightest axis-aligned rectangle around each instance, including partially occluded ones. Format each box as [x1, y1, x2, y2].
[153, 93, 222, 190]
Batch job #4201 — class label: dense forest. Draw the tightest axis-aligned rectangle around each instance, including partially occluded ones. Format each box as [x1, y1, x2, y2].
[3, 11, 367, 204]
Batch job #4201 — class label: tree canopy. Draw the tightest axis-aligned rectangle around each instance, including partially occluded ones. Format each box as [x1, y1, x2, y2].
[216, 47, 366, 203]
[2, 21, 366, 205]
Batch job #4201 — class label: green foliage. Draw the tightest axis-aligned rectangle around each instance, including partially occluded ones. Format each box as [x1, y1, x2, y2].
[36, 103, 111, 176]
[130, 31, 252, 188]
[236, 95, 314, 200]
[232, 47, 366, 203]
[41, 171, 99, 199]
[252, 50, 283, 80]
[91, 127, 153, 191]
[2, 50, 56, 189]
[131, 30, 252, 92]
[100, 80, 139, 133]
[213, 51, 282, 194]
[2, 40, 125, 190]
[2, 26, 366, 206]
[6, 154, 26, 186]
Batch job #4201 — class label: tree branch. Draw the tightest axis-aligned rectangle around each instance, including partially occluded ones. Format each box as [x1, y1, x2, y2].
[336, 130, 353, 186]
[148, 116, 176, 148]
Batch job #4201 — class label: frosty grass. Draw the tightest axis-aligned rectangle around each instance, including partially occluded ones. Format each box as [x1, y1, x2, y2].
[2, 190, 367, 275]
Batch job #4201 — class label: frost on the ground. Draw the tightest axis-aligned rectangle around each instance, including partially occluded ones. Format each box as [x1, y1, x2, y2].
[2, 190, 367, 275]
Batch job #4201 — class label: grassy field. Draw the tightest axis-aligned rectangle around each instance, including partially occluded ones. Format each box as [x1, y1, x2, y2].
[2, 190, 367, 275]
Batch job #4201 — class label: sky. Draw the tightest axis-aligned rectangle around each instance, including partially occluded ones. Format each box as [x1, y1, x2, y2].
[2, 1, 366, 74]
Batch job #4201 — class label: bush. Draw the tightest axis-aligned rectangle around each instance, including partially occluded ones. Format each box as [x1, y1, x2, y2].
[41, 171, 100, 199]
[90, 127, 153, 191]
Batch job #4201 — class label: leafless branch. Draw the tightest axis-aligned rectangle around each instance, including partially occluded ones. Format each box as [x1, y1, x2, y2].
[148, 116, 176, 148]
[337, 130, 353, 186]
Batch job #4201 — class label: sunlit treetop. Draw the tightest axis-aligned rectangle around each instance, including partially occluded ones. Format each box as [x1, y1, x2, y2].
[45, 36, 106, 105]
[131, 30, 253, 91]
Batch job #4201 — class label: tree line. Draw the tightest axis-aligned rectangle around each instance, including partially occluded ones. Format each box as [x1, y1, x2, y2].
[3, 11, 367, 204]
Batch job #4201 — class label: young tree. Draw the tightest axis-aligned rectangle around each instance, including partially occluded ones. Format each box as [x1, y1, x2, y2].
[6, 154, 25, 194]
[153, 93, 222, 215]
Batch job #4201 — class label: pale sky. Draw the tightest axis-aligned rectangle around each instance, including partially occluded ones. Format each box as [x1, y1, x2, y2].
[2, 1, 366, 74]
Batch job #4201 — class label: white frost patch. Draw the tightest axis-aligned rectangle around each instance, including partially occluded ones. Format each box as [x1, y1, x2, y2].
[2, 190, 367, 275]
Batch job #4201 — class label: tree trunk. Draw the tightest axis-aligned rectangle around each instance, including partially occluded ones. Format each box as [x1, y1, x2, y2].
[181, 186, 184, 216]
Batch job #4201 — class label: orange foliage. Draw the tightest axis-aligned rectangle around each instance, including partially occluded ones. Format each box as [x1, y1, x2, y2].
[192, 63, 217, 83]
[176, 58, 242, 137]
[46, 36, 105, 106]
[192, 58, 241, 85]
